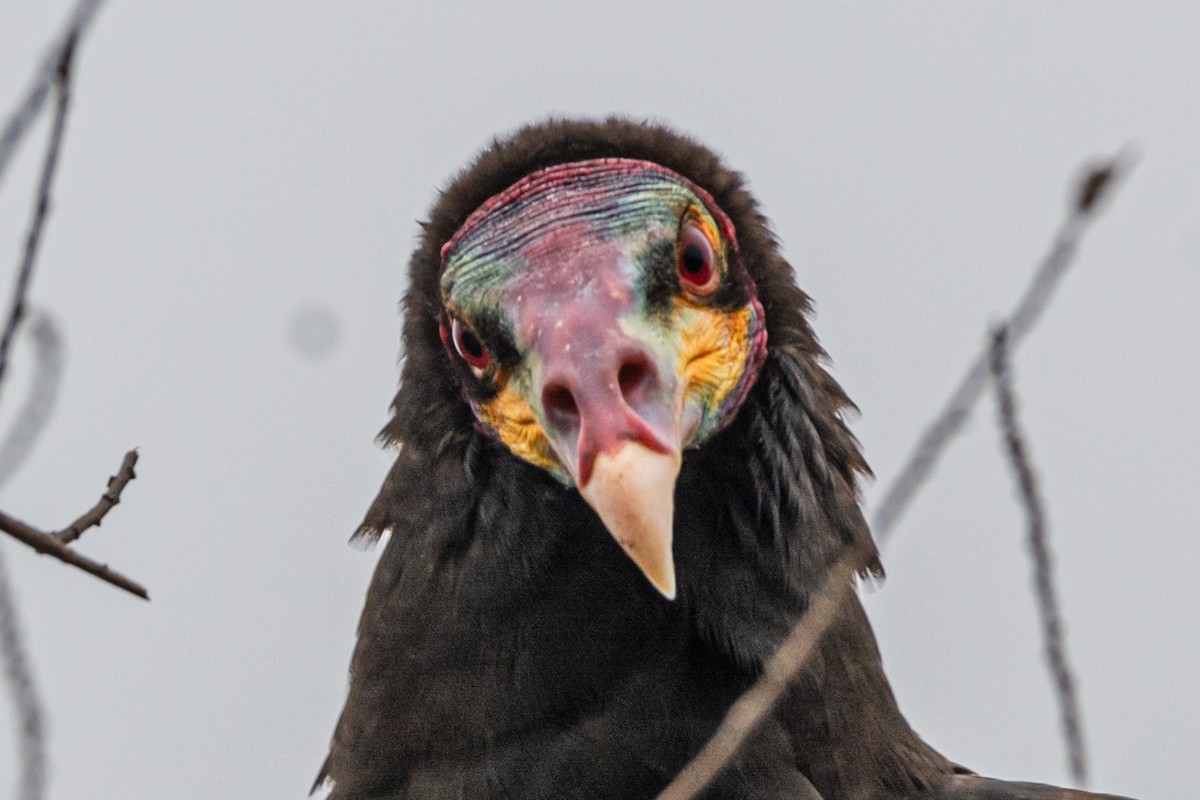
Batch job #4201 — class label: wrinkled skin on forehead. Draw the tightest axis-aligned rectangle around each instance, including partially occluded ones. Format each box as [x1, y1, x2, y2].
[439, 158, 766, 487]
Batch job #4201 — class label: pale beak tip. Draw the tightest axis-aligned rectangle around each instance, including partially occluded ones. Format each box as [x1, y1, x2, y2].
[619, 541, 676, 600]
[578, 443, 681, 601]
[637, 555, 677, 600]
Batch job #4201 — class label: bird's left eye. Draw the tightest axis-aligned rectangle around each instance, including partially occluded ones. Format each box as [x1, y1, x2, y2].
[678, 222, 718, 296]
[452, 317, 490, 375]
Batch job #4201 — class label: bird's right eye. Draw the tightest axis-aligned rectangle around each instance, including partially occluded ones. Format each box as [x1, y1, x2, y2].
[452, 317, 490, 375]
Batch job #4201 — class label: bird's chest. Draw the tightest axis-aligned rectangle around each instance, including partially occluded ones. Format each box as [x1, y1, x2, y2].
[382, 567, 692, 750]
[376, 585, 755, 799]
[350, 492, 770, 797]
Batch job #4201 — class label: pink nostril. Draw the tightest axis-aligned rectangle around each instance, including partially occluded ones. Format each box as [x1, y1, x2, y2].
[542, 382, 580, 431]
[617, 355, 654, 406]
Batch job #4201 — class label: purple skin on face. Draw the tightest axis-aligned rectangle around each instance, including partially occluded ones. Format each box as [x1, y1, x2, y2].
[507, 221, 677, 487]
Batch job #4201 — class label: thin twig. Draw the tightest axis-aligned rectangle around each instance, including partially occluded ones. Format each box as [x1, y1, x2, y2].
[0, 546, 44, 800]
[870, 147, 1138, 544]
[54, 450, 138, 544]
[0, 36, 77, 408]
[657, 550, 870, 800]
[989, 327, 1088, 787]
[0, 451, 146, 600]
[0, 0, 104, 188]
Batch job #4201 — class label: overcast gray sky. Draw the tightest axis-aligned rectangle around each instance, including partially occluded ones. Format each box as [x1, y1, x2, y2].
[0, 3, 1196, 798]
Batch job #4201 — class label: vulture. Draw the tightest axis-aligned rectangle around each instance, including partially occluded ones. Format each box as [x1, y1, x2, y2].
[315, 119, 1133, 800]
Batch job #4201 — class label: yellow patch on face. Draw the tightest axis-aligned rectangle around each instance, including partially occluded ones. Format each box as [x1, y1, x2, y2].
[686, 204, 721, 249]
[678, 303, 754, 410]
[476, 379, 559, 473]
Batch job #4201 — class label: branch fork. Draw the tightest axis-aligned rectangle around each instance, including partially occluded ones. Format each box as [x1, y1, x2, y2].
[0, 450, 147, 599]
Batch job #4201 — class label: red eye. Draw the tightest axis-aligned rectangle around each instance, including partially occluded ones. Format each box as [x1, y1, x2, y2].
[451, 317, 490, 374]
[678, 223, 718, 295]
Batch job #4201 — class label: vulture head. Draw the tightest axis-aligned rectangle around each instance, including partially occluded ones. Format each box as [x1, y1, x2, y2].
[358, 117, 880, 610]
[439, 156, 767, 598]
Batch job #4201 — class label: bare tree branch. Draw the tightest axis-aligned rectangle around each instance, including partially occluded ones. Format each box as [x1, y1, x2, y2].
[0, 32, 77, 407]
[870, 147, 1138, 544]
[0, 0, 104, 189]
[0, 451, 146, 600]
[657, 549, 871, 800]
[0, 1, 143, 597]
[0, 546, 44, 800]
[989, 326, 1088, 787]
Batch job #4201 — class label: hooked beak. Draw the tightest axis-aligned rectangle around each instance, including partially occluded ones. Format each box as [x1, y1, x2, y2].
[578, 443, 680, 599]
[538, 346, 684, 598]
